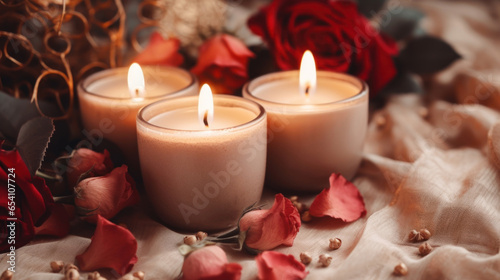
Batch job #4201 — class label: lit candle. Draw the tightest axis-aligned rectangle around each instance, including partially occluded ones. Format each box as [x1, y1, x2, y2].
[78, 65, 198, 177]
[243, 51, 368, 192]
[137, 84, 267, 231]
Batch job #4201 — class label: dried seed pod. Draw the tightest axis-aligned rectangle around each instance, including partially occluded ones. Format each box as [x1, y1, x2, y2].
[64, 264, 78, 273]
[50, 260, 65, 273]
[1, 270, 13, 280]
[318, 254, 332, 267]
[299, 252, 312, 265]
[419, 229, 431, 241]
[196, 231, 208, 241]
[419, 242, 433, 256]
[408, 229, 420, 242]
[133, 271, 145, 280]
[289, 196, 299, 202]
[88, 271, 100, 280]
[65, 268, 80, 280]
[184, 235, 197, 245]
[329, 238, 342, 250]
[301, 211, 312, 222]
[393, 263, 408, 276]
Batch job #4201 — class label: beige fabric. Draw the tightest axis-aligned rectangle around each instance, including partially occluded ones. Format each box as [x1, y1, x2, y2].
[2, 1, 500, 279]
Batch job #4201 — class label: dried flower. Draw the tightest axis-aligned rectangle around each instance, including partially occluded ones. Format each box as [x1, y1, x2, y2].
[133, 271, 145, 280]
[299, 252, 312, 265]
[419, 242, 433, 256]
[67, 148, 113, 188]
[301, 211, 312, 223]
[419, 229, 431, 240]
[329, 238, 342, 250]
[393, 263, 408, 276]
[196, 231, 208, 241]
[65, 268, 80, 280]
[318, 254, 332, 267]
[408, 229, 420, 242]
[50, 260, 64, 273]
[0, 270, 13, 280]
[184, 235, 197, 245]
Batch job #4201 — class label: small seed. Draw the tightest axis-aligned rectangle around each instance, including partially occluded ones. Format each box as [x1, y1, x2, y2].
[119, 275, 134, 280]
[418, 107, 429, 118]
[419, 229, 431, 240]
[299, 252, 312, 265]
[1, 270, 13, 280]
[65, 268, 80, 280]
[88, 271, 100, 280]
[376, 115, 386, 127]
[292, 201, 304, 213]
[318, 254, 332, 267]
[133, 271, 145, 280]
[329, 238, 342, 250]
[393, 263, 408, 276]
[408, 229, 420, 242]
[301, 211, 312, 222]
[196, 231, 208, 241]
[64, 264, 78, 273]
[419, 242, 433, 256]
[50, 260, 65, 272]
[289, 196, 299, 202]
[184, 235, 197, 245]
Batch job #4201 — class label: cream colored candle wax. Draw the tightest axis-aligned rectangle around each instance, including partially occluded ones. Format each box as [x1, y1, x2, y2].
[78, 65, 197, 177]
[243, 53, 368, 192]
[137, 86, 267, 231]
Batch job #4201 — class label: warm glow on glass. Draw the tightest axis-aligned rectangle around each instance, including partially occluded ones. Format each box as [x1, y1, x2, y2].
[198, 84, 214, 128]
[128, 63, 145, 100]
[299, 50, 317, 97]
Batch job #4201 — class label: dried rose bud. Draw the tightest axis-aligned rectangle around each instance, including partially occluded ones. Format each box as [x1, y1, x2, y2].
[299, 252, 312, 265]
[408, 229, 420, 242]
[419, 242, 433, 256]
[393, 263, 408, 276]
[50, 260, 65, 273]
[88, 271, 100, 280]
[301, 211, 312, 222]
[65, 268, 80, 280]
[184, 235, 197, 245]
[329, 238, 342, 250]
[196, 231, 208, 241]
[289, 196, 298, 202]
[318, 254, 332, 267]
[133, 271, 145, 280]
[1, 270, 13, 280]
[419, 229, 431, 240]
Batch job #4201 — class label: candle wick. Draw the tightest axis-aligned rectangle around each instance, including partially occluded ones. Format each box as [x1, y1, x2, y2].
[135, 88, 139, 97]
[203, 110, 209, 127]
[305, 84, 310, 97]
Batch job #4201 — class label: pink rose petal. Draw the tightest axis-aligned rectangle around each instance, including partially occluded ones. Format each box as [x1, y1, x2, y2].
[256, 251, 308, 280]
[133, 32, 184, 66]
[182, 246, 242, 280]
[76, 215, 137, 276]
[309, 173, 366, 222]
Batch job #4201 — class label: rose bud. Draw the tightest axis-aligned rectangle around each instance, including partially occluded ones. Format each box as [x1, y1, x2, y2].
[239, 194, 301, 251]
[74, 165, 139, 223]
[67, 148, 113, 188]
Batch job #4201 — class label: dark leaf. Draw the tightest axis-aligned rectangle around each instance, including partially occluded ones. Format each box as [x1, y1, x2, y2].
[17, 117, 55, 177]
[379, 71, 423, 96]
[357, 0, 387, 18]
[379, 7, 425, 41]
[0, 91, 59, 142]
[399, 36, 461, 74]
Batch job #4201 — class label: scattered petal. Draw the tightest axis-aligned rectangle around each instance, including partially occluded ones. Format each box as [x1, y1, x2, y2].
[182, 246, 242, 280]
[309, 173, 366, 222]
[76, 215, 138, 276]
[133, 32, 184, 66]
[35, 203, 73, 237]
[256, 251, 308, 280]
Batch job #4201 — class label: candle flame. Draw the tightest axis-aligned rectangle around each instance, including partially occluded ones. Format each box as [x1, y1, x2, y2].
[128, 63, 145, 100]
[299, 50, 317, 97]
[198, 84, 214, 128]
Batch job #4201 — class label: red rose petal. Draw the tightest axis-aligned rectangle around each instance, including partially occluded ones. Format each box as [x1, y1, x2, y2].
[309, 173, 366, 222]
[35, 203, 73, 237]
[133, 32, 184, 66]
[256, 251, 308, 280]
[182, 246, 242, 280]
[76, 215, 137, 276]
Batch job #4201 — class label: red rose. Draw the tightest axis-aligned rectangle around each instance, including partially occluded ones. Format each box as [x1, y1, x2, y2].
[248, 0, 398, 94]
[0, 148, 54, 253]
[66, 148, 113, 189]
[191, 34, 254, 94]
[74, 165, 139, 223]
[239, 194, 301, 251]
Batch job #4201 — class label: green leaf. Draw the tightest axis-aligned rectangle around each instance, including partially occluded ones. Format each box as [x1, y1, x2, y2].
[380, 7, 425, 41]
[16, 117, 55, 177]
[399, 36, 461, 74]
[357, 0, 387, 18]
